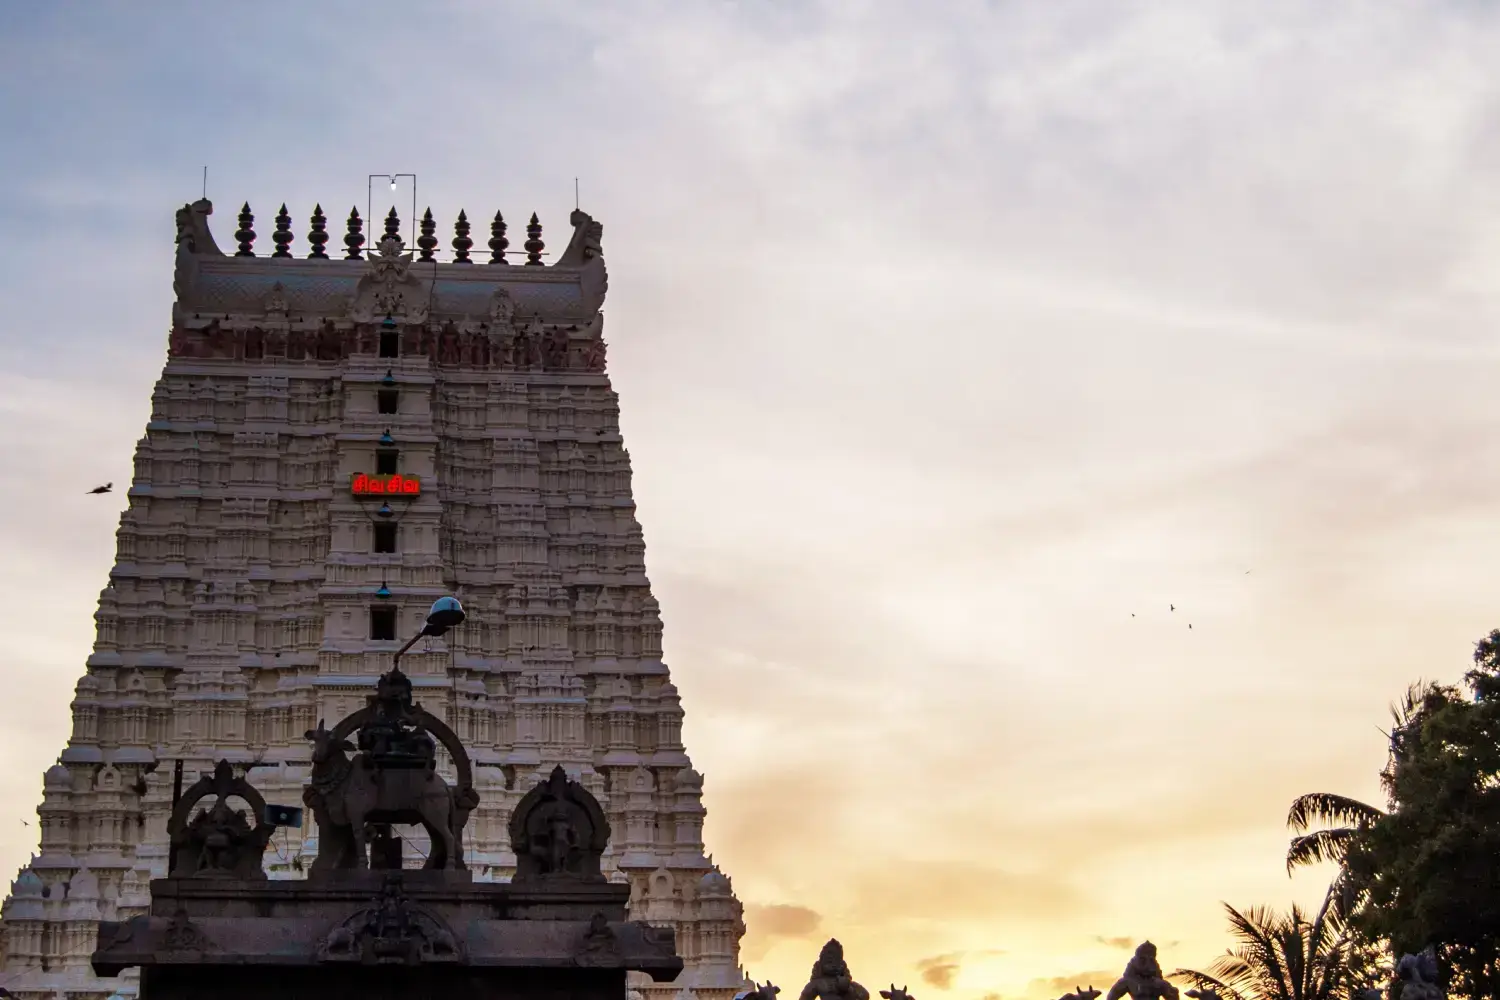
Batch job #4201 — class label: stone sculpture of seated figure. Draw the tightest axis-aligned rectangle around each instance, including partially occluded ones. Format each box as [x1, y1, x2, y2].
[1106, 943, 1179, 1000]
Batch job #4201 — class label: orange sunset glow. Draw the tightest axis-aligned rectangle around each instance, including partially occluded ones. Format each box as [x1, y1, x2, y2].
[2, 4, 1498, 999]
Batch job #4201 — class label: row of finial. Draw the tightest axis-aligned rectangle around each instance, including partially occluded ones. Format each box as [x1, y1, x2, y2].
[230, 204, 547, 265]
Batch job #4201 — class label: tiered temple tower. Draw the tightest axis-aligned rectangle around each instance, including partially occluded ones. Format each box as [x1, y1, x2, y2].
[0, 199, 749, 1000]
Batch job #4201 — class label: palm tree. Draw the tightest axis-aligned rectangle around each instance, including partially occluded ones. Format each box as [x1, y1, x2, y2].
[1172, 886, 1379, 1000]
[1283, 683, 1433, 920]
[1285, 791, 1384, 919]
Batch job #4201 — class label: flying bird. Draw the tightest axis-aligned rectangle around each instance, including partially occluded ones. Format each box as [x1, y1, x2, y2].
[1170, 604, 1175, 612]
[87, 483, 113, 495]
[1188, 624, 1193, 629]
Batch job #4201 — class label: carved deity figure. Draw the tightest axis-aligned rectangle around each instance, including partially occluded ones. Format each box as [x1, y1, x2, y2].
[542, 326, 570, 370]
[1397, 949, 1443, 1000]
[799, 939, 870, 1000]
[490, 287, 517, 330]
[166, 759, 273, 880]
[582, 336, 607, 373]
[508, 765, 611, 882]
[1106, 943, 1179, 1000]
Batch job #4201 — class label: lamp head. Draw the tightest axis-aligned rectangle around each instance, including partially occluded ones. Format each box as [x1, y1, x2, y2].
[423, 596, 465, 636]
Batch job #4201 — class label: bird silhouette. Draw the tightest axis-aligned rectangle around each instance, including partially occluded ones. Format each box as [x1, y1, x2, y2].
[87, 483, 112, 495]
[1170, 604, 1175, 612]
[1188, 624, 1193, 629]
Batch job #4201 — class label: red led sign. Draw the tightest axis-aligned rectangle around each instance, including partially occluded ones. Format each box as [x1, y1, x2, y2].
[351, 473, 421, 496]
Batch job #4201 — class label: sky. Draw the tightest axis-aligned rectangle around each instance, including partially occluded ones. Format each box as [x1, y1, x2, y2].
[2, 1, 1499, 997]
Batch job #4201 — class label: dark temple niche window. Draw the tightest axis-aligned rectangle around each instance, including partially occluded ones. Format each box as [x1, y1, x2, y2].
[373, 522, 397, 554]
[376, 449, 398, 475]
[377, 389, 399, 414]
[379, 329, 400, 358]
[370, 605, 397, 641]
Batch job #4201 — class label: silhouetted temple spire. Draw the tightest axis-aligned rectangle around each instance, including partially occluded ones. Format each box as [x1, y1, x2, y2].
[344, 207, 364, 259]
[307, 204, 329, 259]
[418, 208, 438, 262]
[452, 210, 473, 264]
[271, 204, 293, 258]
[525, 213, 544, 265]
[384, 207, 402, 247]
[489, 211, 508, 264]
[234, 203, 256, 257]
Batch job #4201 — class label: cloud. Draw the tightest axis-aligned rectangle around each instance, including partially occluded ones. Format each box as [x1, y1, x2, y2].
[743, 904, 825, 961]
[917, 954, 963, 990]
[6, 4, 1500, 1000]
[1096, 938, 1138, 951]
[1031, 973, 1118, 996]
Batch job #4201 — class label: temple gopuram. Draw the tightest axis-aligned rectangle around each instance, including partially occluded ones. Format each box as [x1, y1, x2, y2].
[0, 197, 748, 1000]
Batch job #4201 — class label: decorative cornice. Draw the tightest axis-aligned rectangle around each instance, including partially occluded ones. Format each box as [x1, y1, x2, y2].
[173, 200, 607, 324]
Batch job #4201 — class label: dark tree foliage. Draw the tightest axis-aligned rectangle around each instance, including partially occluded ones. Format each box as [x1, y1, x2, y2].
[1339, 630, 1500, 1000]
[1172, 884, 1386, 1000]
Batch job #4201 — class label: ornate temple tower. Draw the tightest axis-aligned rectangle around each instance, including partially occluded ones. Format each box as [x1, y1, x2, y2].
[0, 199, 748, 1000]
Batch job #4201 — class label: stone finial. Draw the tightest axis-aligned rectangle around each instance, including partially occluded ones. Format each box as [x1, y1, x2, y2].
[508, 764, 611, 883]
[799, 939, 870, 1000]
[307, 204, 329, 259]
[234, 203, 256, 257]
[271, 204, 294, 258]
[417, 208, 438, 262]
[879, 987, 914, 1000]
[344, 207, 365, 260]
[1105, 942, 1179, 1000]
[489, 211, 509, 264]
[452, 210, 473, 264]
[384, 207, 402, 247]
[525, 212, 545, 265]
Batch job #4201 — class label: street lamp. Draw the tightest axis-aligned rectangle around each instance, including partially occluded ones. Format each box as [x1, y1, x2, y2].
[392, 595, 466, 671]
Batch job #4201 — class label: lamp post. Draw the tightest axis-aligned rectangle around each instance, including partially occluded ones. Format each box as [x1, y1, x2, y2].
[391, 595, 466, 673]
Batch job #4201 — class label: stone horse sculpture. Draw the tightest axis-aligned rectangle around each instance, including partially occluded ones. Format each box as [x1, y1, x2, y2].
[303, 716, 459, 872]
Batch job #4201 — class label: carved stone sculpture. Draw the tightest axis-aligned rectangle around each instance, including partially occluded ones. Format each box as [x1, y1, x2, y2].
[744, 983, 782, 1000]
[799, 939, 870, 1000]
[880, 986, 915, 1000]
[1397, 949, 1443, 1000]
[303, 718, 457, 872]
[509, 765, 610, 882]
[1062, 988, 1103, 1000]
[1106, 943, 1179, 1000]
[316, 874, 462, 966]
[575, 911, 625, 968]
[166, 760, 273, 880]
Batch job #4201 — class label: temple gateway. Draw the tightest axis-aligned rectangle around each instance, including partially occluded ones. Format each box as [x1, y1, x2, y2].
[0, 198, 749, 1000]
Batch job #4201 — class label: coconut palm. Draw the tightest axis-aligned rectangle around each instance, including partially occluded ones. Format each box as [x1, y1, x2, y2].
[1285, 791, 1384, 919]
[1172, 886, 1379, 1000]
[1283, 683, 1435, 919]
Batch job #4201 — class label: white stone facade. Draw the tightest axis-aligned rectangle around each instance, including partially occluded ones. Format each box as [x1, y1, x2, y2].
[0, 200, 748, 1000]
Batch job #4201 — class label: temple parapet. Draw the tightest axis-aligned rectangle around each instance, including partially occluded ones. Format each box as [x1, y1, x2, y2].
[171, 200, 609, 332]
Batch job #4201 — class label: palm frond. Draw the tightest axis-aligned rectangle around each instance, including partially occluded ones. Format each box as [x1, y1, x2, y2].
[1286, 829, 1357, 874]
[1286, 793, 1383, 834]
[1169, 968, 1246, 1000]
